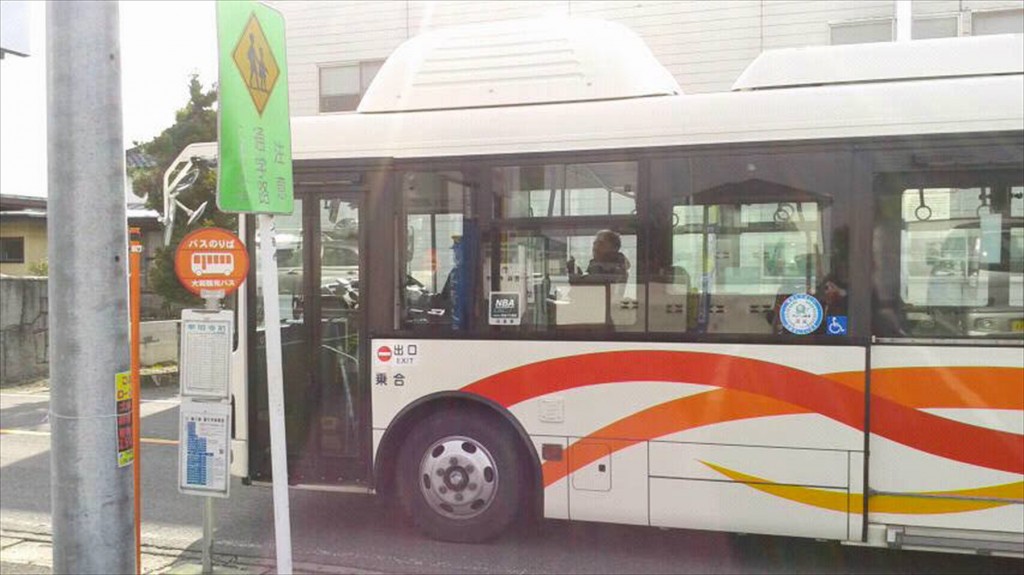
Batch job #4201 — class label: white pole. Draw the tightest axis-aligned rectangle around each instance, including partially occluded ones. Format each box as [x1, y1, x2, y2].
[202, 497, 214, 574]
[257, 213, 293, 574]
[895, 0, 912, 42]
[201, 296, 219, 575]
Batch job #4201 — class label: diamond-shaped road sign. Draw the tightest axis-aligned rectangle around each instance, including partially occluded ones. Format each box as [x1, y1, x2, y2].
[231, 13, 280, 116]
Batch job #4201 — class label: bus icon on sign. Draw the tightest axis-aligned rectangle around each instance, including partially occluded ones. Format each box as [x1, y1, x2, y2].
[192, 253, 235, 276]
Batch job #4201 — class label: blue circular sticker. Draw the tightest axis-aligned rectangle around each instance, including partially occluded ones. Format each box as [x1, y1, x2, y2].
[779, 293, 823, 335]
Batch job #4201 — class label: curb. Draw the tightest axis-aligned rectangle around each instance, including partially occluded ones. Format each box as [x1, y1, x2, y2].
[0, 528, 384, 575]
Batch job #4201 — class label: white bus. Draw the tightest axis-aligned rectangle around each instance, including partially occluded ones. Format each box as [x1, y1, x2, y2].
[228, 19, 1024, 555]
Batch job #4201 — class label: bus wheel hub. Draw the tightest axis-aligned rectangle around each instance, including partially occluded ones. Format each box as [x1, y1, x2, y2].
[420, 436, 499, 519]
[445, 467, 468, 490]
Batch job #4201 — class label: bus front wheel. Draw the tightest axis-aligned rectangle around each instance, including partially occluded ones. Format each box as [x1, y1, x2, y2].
[396, 410, 524, 543]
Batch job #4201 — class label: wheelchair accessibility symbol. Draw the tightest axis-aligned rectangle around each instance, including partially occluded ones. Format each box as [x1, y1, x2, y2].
[826, 315, 848, 336]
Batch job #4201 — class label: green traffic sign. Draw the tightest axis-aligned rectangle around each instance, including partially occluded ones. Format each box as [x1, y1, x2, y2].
[215, 1, 294, 214]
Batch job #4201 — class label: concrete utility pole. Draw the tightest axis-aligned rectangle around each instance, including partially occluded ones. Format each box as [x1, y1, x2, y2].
[47, 2, 134, 573]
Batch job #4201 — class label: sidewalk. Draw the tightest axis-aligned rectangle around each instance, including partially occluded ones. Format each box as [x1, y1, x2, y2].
[0, 529, 382, 575]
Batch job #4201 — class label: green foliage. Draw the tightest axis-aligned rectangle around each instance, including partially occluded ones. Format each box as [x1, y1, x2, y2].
[132, 75, 237, 308]
[27, 258, 48, 277]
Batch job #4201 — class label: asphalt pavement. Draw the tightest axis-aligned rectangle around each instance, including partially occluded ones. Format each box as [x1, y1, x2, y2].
[3, 377, 1022, 575]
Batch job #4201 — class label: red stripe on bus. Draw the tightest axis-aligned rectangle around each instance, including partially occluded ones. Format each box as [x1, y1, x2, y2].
[461, 351, 1023, 475]
[462, 350, 863, 422]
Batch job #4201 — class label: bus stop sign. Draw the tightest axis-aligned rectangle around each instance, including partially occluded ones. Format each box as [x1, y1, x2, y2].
[174, 227, 249, 297]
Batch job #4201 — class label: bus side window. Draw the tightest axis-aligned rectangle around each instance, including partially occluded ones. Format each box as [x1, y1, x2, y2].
[399, 170, 477, 331]
[650, 153, 850, 336]
[876, 179, 1024, 339]
[485, 162, 642, 333]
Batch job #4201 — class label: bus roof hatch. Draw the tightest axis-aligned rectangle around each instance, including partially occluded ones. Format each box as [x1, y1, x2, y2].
[357, 17, 681, 114]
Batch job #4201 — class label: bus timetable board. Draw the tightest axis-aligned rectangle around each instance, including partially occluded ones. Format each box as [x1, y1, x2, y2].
[180, 309, 234, 400]
[178, 398, 231, 498]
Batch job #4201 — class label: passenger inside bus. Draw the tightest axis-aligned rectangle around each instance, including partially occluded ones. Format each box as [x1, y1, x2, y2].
[567, 229, 631, 286]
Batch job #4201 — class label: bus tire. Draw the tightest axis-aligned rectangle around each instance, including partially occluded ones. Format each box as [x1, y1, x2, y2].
[396, 410, 524, 543]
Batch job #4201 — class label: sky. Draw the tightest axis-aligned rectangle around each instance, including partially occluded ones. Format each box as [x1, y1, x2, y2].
[0, 1, 219, 199]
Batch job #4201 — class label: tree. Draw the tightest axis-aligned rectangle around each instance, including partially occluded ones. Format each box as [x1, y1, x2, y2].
[132, 75, 236, 310]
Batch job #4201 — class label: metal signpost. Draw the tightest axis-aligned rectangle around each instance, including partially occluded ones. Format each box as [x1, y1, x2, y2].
[175, 227, 249, 574]
[129, 227, 143, 574]
[216, 1, 296, 572]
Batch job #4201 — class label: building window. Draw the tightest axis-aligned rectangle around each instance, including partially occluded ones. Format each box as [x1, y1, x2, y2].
[912, 15, 959, 40]
[831, 9, 1021, 46]
[830, 19, 893, 45]
[319, 60, 384, 113]
[971, 9, 1024, 36]
[0, 237, 26, 263]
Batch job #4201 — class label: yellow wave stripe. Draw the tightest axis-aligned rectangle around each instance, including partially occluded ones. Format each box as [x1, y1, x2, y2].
[701, 461, 1023, 515]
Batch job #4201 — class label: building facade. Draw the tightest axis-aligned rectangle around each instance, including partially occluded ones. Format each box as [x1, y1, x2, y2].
[275, 0, 1023, 117]
[0, 195, 47, 276]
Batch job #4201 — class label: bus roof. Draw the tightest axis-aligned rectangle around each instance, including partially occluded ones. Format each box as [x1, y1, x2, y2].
[733, 34, 1024, 91]
[292, 72, 1023, 161]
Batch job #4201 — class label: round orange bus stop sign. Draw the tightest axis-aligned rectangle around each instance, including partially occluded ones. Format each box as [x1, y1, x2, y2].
[174, 227, 249, 297]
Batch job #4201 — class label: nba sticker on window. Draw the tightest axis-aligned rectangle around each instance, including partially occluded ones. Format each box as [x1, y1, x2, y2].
[489, 292, 521, 326]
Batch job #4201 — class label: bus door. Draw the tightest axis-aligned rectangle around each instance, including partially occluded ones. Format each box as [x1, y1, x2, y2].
[870, 168, 1023, 545]
[249, 191, 369, 486]
[308, 193, 366, 483]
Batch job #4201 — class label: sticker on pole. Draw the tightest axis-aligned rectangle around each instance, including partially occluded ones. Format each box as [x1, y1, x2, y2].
[174, 227, 249, 298]
[115, 372, 134, 468]
[178, 399, 231, 498]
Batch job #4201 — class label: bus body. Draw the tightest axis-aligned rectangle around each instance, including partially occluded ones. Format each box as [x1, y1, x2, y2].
[230, 19, 1024, 555]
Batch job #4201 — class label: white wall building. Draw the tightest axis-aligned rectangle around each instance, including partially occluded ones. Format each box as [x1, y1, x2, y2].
[275, 0, 1023, 117]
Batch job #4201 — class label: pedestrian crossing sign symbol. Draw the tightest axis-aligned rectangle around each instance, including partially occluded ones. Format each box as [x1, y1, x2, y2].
[231, 13, 279, 115]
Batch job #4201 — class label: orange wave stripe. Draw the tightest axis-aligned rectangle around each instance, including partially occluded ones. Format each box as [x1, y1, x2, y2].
[825, 367, 1024, 410]
[702, 461, 1024, 514]
[541, 388, 808, 487]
